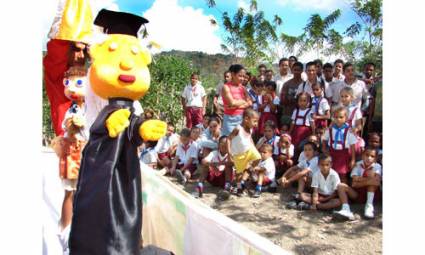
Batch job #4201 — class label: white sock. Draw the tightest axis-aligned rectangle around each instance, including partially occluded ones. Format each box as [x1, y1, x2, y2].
[342, 203, 350, 211]
[367, 192, 375, 205]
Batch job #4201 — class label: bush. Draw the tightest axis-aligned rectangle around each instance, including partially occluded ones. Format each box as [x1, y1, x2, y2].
[141, 55, 195, 128]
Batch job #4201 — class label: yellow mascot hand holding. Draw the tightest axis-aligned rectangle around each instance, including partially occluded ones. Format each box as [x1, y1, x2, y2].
[105, 109, 131, 138]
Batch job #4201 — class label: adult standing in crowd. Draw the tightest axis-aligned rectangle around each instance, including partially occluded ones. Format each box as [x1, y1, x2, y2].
[274, 57, 293, 97]
[221, 64, 253, 136]
[280, 62, 304, 126]
[213, 70, 232, 121]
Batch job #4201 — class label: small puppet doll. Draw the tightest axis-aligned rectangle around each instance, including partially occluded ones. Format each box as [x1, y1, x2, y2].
[51, 65, 88, 242]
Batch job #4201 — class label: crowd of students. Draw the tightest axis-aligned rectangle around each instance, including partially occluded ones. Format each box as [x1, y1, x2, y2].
[138, 56, 382, 221]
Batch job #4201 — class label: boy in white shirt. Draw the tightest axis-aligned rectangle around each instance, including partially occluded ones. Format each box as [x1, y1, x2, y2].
[296, 154, 342, 213]
[155, 123, 179, 171]
[170, 128, 199, 185]
[140, 141, 159, 169]
[349, 147, 382, 218]
[194, 136, 234, 199]
[181, 73, 206, 128]
[279, 142, 319, 205]
[228, 108, 261, 196]
[252, 144, 276, 198]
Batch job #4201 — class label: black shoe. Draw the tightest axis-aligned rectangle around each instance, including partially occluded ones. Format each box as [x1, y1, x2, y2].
[218, 189, 231, 200]
[297, 201, 311, 210]
[252, 190, 261, 198]
[267, 186, 277, 193]
[286, 200, 298, 209]
[197, 186, 203, 198]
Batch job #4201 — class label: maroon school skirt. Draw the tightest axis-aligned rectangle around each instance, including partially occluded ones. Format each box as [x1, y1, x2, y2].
[329, 148, 351, 175]
[291, 125, 312, 147]
[314, 119, 328, 129]
[258, 112, 278, 135]
[207, 166, 234, 188]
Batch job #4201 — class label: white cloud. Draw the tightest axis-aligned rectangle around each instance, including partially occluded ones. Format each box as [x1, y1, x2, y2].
[142, 0, 222, 54]
[276, 0, 348, 11]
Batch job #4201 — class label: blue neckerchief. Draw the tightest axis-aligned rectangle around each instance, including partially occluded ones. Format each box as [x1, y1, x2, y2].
[333, 123, 349, 149]
[248, 88, 258, 103]
[266, 135, 276, 145]
[306, 160, 311, 167]
[312, 96, 321, 113]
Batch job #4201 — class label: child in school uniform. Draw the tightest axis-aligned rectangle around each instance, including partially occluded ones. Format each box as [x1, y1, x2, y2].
[367, 132, 382, 165]
[194, 136, 234, 199]
[311, 82, 330, 130]
[322, 107, 357, 184]
[199, 116, 222, 158]
[275, 133, 294, 179]
[296, 154, 343, 212]
[181, 73, 207, 128]
[258, 81, 280, 135]
[256, 121, 280, 156]
[251, 144, 276, 198]
[155, 123, 179, 171]
[170, 128, 199, 185]
[227, 108, 261, 196]
[279, 142, 319, 209]
[289, 92, 313, 150]
[140, 141, 159, 170]
[339, 87, 365, 160]
[333, 149, 382, 221]
[298, 134, 320, 163]
[349, 147, 382, 218]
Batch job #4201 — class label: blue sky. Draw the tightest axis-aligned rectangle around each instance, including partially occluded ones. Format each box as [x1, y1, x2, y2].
[117, 0, 362, 41]
[43, 0, 364, 61]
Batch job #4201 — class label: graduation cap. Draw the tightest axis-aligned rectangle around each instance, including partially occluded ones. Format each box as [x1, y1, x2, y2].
[94, 9, 149, 37]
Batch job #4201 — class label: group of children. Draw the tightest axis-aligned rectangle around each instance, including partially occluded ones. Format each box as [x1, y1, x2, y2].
[138, 57, 382, 221]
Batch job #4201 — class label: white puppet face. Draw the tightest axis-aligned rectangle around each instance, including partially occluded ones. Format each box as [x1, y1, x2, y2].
[63, 76, 87, 101]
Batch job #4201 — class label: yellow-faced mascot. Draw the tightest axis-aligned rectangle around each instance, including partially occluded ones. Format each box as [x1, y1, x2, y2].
[69, 9, 166, 255]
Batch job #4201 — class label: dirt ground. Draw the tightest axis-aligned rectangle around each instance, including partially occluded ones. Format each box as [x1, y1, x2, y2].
[169, 176, 382, 255]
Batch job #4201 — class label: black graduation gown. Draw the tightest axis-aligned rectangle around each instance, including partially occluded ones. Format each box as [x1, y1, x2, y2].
[69, 98, 144, 255]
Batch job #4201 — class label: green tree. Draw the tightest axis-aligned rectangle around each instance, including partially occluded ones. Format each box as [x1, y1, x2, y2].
[345, 0, 382, 72]
[142, 55, 195, 128]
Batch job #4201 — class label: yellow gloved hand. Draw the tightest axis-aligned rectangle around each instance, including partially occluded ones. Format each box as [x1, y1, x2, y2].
[139, 119, 167, 141]
[105, 109, 131, 138]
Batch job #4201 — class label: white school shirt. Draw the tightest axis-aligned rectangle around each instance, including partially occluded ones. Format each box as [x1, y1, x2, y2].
[331, 79, 369, 108]
[332, 74, 345, 82]
[323, 125, 357, 150]
[258, 157, 276, 181]
[181, 82, 206, 107]
[323, 79, 335, 99]
[140, 147, 158, 165]
[291, 108, 313, 126]
[350, 160, 382, 177]
[230, 125, 253, 155]
[311, 169, 340, 196]
[344, 104, 363, 128]
[274, 73, 293, 96]
[278, 144, 294, 158]
[155, 133, 179, 154]
[257, 135, 280, 155]
[296, 80, 314, 97]
[175, 142, 198, 165]
[258, 95, 280, 113]
[297, 156, 319, 176]
[204, 150, 229, 172]
[311, 96, 330, 115]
